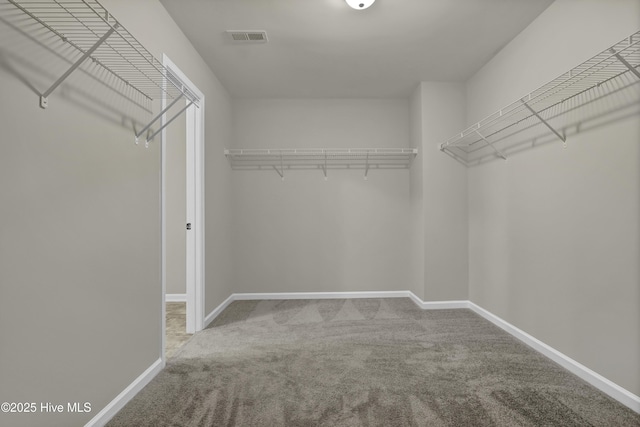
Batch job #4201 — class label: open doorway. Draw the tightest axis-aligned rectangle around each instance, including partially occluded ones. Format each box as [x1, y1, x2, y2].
[161, 55, 205, 361]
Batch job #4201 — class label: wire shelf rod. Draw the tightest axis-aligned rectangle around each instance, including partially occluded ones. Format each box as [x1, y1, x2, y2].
[463, 65, 637, 149]
[224, 148, 418, 178]
[441, 30, 640, 152]
[7, 0, 195, 103]
[461, 79, 640, 157]
[7, 0, 204, 145]
[440, 30, 640, 164]
[8, 0, 151, 101]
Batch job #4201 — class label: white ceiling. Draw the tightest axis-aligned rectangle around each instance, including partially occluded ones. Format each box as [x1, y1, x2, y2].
[159, 0, 554, 98]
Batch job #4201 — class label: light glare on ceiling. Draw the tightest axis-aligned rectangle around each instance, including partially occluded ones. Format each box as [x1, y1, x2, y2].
[345, 0, 375, 10]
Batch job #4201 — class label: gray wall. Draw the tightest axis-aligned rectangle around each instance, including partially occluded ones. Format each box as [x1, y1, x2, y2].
[409, 83, 469, 301]
[105, 0, 234, 321]
[1, 1, 637, 425]
[409, 86, 425, 299]
[419, 82, 468, 301]
[231, 99, 412, 294]
[467, 0, 640, 395]
[0, 1, 232, 426]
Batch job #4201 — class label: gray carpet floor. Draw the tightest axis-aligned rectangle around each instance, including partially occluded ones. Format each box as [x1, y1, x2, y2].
[108, 298, 640, 426]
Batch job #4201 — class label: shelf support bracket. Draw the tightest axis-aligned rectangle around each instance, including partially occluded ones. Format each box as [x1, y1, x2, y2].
[143, 100, 194, 145]
[610, 48, 640, 80]
[522, 100, 566, 145]
[275, 152, 284, 180]
[364, 151, 370, 180]
[323, 151, 328, 180]
[475, 130, 507, 160]
[40, 25, 117, 109]
[135, 94, 184, 143]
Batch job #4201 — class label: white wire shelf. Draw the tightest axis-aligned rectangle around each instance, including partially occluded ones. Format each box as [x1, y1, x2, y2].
[224, 148, 418, 179]
[440, 30, 640, 165]
[4, 0, 199, 144]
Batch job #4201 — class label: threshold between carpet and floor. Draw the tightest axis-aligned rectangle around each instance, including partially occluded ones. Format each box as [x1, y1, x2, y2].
[107, 298, 640, 426]
[166, 302, 193, 359]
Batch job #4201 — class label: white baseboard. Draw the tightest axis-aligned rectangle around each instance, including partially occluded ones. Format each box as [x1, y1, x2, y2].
[232, 291, 413, 301]
[468, 302, 640, 414]
[85, 358, 164, 427]
[166, 293, 187, 302]
[408, 292, 469, 310]
[204, 293, 236, 328]
[419, 300, 469, 309]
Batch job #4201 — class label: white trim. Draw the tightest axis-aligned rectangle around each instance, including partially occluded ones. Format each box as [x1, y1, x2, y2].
[419, 300, 469, 309]
[193, 91, 205, 333]
[165, 293, 187, 303]
[160, 70, 167, 363]
[468, 301, 640, 414]
[185, 90, 196, 333]
[204, 294, 236, 327]
[232, 291, 414, 301]
[161, 54, 205, 336]
[408, 293, 469, 310]
[84, 358, 164, 427]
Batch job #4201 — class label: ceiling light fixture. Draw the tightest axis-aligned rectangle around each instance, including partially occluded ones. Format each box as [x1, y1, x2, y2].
[345, 0, 375, 10]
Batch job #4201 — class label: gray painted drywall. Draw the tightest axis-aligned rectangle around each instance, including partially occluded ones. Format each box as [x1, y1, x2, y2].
[466, 0, 640, 396]
[409, 86, 425, 300]
[0, 34, 161, 427]
[409, 83, 469, 301]
[0, 1, 232, 425]
[104, 0, 234, 323]
[230, 99, 412, 294]
[419, 82, 469, 301]
[165, 104, 187, 296]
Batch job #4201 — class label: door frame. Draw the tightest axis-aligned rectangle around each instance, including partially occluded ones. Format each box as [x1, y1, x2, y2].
[161, 54, 205, 361]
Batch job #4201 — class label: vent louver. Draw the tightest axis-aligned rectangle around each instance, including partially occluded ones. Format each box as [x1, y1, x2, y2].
[227, 31, 268, 42]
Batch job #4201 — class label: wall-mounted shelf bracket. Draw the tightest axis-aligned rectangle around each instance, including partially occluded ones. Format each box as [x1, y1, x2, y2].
[439, 30, 640, 165]
[274, 152, 285, 180]
[39, 25, 117, 109]
[611, 48, 640, 79]
[475, 130, 507, 160]
[134, 95, 196, 147]
[7, 0, 201, 148]
[364, 152, 370, 180]
[135, 94, 183, 143]
[323, 152, 328, 180]
[521, 100, 566, 146]
[273, 166, 284, 179]
[145, 100, 194, 146]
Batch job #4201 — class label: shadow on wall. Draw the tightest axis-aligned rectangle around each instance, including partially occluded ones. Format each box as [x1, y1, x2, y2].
[0, 8, 156, 139]
[445, 77, 640, 167]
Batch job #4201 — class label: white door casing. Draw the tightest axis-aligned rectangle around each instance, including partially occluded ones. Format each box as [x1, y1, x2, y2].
[161, 54, 205, 357]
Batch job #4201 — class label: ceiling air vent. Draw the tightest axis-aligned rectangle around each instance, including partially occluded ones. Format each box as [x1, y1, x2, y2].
[226, 30, 268, 42]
